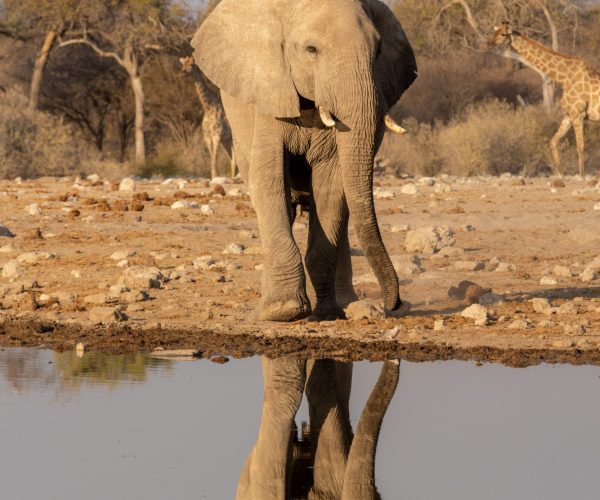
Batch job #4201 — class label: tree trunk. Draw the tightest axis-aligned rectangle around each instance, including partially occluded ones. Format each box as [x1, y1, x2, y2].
[29, 30, 57, 111]
[542, 76, 556, 112]
[129, 73, 146, 164]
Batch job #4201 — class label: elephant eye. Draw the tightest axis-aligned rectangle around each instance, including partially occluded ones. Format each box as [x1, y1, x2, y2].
[306, 45, 318, 55]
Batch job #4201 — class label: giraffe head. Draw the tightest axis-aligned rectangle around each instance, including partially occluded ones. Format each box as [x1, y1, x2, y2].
[179, 56, 195, 75]
[487, 22, 517, 49]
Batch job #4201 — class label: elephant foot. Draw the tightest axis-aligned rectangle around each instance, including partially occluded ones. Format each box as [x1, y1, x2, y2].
[384, 299, 411, 318]
[309, 302, 345, 322]
[335, 288, 359, 309]
[261, 291, 311, 322]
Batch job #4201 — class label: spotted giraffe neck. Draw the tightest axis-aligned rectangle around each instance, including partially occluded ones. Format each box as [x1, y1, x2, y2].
[190, 65, 219, 111]
[510, 33, 580, 85]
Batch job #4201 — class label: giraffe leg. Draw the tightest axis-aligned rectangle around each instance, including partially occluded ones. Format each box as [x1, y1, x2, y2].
[230, 147, 237, 178]
[210, 138, 219, 179]
[550, 116, 573, 178]
[572, 115, 586, 178]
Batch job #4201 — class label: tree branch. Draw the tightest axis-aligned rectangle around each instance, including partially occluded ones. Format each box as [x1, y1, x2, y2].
[57, 35, 125, 67]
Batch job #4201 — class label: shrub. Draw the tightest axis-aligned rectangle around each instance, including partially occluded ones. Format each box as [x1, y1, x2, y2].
[0, 88, 93, 179]
[381, 99, 559, 177]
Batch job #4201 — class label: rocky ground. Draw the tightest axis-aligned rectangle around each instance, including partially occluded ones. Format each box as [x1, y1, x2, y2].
[1, 172, 600, 367]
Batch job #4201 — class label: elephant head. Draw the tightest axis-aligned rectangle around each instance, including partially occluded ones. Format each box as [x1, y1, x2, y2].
[192, 0, 416, 314]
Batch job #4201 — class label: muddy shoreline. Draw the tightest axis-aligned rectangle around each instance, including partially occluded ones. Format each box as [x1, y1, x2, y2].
[2, 317, 600, 368]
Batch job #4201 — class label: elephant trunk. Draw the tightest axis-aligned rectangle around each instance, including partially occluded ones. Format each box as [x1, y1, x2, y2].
[324, 61, 400, 313]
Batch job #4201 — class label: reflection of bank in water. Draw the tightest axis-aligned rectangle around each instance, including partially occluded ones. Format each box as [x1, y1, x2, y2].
[0, 349, 173, 395]
[238, 358, 399, 500]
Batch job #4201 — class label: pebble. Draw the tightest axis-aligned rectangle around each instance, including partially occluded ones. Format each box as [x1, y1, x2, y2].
[460, 304, 488, 326]
[71, 270, 81, 279]
[418, 177, 436, 186]
[433, 319, 445, 331]
[556, 301, 577, 315]
[193, 255, 216, 271]
[119, 266, 164, 289]
[455, 260, 485, 271]
[380, 326, 401, 340]
[209, 176, 230, 186]
[223, 243, 245, 255]
[373, 188, 395, 200]
[564, 321, 588, 335]
[1, 225, 16, 238]
[594, 203, 600, 211]
[400, 183, 419, 195]
[390, 224, 410, 233]
[405, 225, 455, 254]
[171, 200, 199, 210]
[434, 182, 452, 193]
[538, 319, 556, 328]
[344, 300, 384, 320]
[552, 265, 573, 278]
[26, 203, 42, 216]
[580, 268, 598, 282]
[200, 204, 215, 216]
[448, 281, 490, 304]
[531, 297, 553, 315]
[1, 260, 22, 279]
[110, 250, 137, 261]
[540, 276, 558, 286]
[17, 251, 55, 264]
[88, 306, 128, 324]
[508, 319, 530, 329]
[495, 262, 516, 272]
[392, 254, 424, 276]
[226, 188, 243, 197]
[119, 177, 136, 192]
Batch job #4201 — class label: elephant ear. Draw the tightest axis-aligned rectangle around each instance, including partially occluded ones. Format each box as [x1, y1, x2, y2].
[365, 0, 417, 108]
[191, 0, 300, 118]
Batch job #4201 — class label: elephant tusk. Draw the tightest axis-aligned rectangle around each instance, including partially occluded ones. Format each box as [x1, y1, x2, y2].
[384, 114, 406, 134]
[318, 106, 336, 128]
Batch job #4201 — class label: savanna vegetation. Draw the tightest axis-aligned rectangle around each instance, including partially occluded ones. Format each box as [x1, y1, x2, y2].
[0, 0, 598, 179]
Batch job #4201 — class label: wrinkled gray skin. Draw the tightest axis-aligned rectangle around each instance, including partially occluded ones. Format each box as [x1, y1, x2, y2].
[192, 0, 416, 321]
[236, 357, 399, 499]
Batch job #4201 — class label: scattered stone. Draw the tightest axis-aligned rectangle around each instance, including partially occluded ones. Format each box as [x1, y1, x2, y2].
[111, 200, 129, 212]
[223, 243, 245, 255]
[538, 319, 556, 328]
[83, 293, 108, 305]
[133, 191, 151, 201]
[120, 290, 150, 304]
[212, 184, 226, 196]
[460, 304, 488, 326]
[227, 188, 243, 197]
[564, 321, 588, 335]
[433, 319, 445, 331]
[392, 254, 424, 276]
[88, 306, 128, 324]
[418, 177, 435, 186]
[552, 265, 574, 278]
[16, 251, 55, 264]
[171, 200, 199, 210]
[594, 203, 600, 211]
[344, 300, 384, 320]
[390, 224, 410, 233]
[26, 203, 42, 216]
[380, 326, 401, 340]
[455, 260, 485, 272]
[119, 177, 136, 192]
[508, 319, 530, 329]
[511, 178, 526, 186]
[556, 301, 577, 315]
[580, 267, 598, 282]
[448, 281, 490, 304]
[119, 266, 164, 289]
[531, 297, 553, 315]
[434, 182, 452, 193]
[212, 274, 227, 283]
[87, 173, 101, 183]
[0, 225, 15, 238]
[461, 224, 476, 232]
[551, 179, 566, 188]
[209, 176, 230, 186]
[400, 183, 419, 195]
[0, 244, 15, 253]
[110, 250, 137, 261]
[495, 262, 516, 272]
[540, 275, 558, 286]
[552, 339, 574, 349]
[201, 204, 215, 216]
[373, 188, 395, 200]
[405, 225, 455, 254]
[1, 260, 22, 279]
[193, 255, 216, 271]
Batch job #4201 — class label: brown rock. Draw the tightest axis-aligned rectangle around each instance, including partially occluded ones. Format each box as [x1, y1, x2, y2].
[511, 178, 526, 186]
[20, 228, 43, 240]
[96, 200, 112, 212]
[551, 179, 566, 188]
[212, 184, 226, 196]
[112, 200, 129, 212]
[133, 192, 151, 201]
[448, 280, 491, 304]
[130, 202, 145, 212]
[173, 191, 190, 199]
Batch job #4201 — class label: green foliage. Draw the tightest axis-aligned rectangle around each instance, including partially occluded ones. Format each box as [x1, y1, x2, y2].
[0, 88, 94, 179]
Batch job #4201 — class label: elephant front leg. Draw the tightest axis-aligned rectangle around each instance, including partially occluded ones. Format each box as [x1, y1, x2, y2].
[250, 116, 310, 321]
[305, 162, 347, 320]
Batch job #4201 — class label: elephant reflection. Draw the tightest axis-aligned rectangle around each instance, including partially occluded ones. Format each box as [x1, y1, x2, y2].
[236, 357, 399, 499]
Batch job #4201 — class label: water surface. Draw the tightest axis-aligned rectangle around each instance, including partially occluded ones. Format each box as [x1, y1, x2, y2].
[1, 349, 599, 499]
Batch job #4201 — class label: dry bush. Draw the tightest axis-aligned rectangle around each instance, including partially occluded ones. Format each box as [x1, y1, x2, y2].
[381, 99, 558, 177]
[0, 88, 94, 179]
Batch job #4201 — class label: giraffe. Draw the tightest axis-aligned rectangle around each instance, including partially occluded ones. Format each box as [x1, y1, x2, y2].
[488, 22, 600, 178]
[179, 56, 237, 179]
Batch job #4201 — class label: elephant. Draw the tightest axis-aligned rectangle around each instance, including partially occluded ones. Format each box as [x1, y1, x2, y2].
[235, 357, 400, 499]
[191, 0, 417, 322]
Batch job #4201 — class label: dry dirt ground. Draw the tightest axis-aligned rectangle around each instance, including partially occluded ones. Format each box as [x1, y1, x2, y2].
[1, 173, 600, 367]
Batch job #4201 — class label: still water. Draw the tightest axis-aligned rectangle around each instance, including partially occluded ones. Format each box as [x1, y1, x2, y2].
[1, 348, 599, 500]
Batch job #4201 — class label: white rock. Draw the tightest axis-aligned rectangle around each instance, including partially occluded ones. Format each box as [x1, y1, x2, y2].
[380, 326, 401, 339]
[400, 183, 419, 195]
[0, 244, 15, 253]
[593, 203, 600, 211]
[119, 266, 164, 289]
[580, 267, 599, 282]
[209, 176, 230, 186]
[460, 304, 488, 325]
[88, 306, 128, 324]
[1, 260, 23, 279]
[110, 250, 137, 261]
[434, 182, 453, 193]
[87, 173, 100, 183]
[344, 300, 384, 320]
[193, 255, 216, 271]
[83, 293, 108, 305]
[405, 225, 455, 254]
[508, 319, 530, 330]
[119, 177, 136, 192]
[116, 259, 129, 268]
[226, 188, 243, 197]
[556, 301, 577, 315]
[200, 204, 215, 215]
[71, 270, 81, 279]
[390, 224, 410, 233]
[552, 265, 574, 278]
[433, 319, 445, 331]
[373, 188, 395, 200]
[392, 254, 424, 276]
[418, 177, 436, 186]
[495, 262, 516, 273]
[17, 251, 55, 264]
[171, 200, 199, 210]
[531, 298, 553, 315]
[223, 243, 245, 255]
[455, 260, 485, 271]
[26, 203, 42, 216]
[540, 276, 558, 286]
